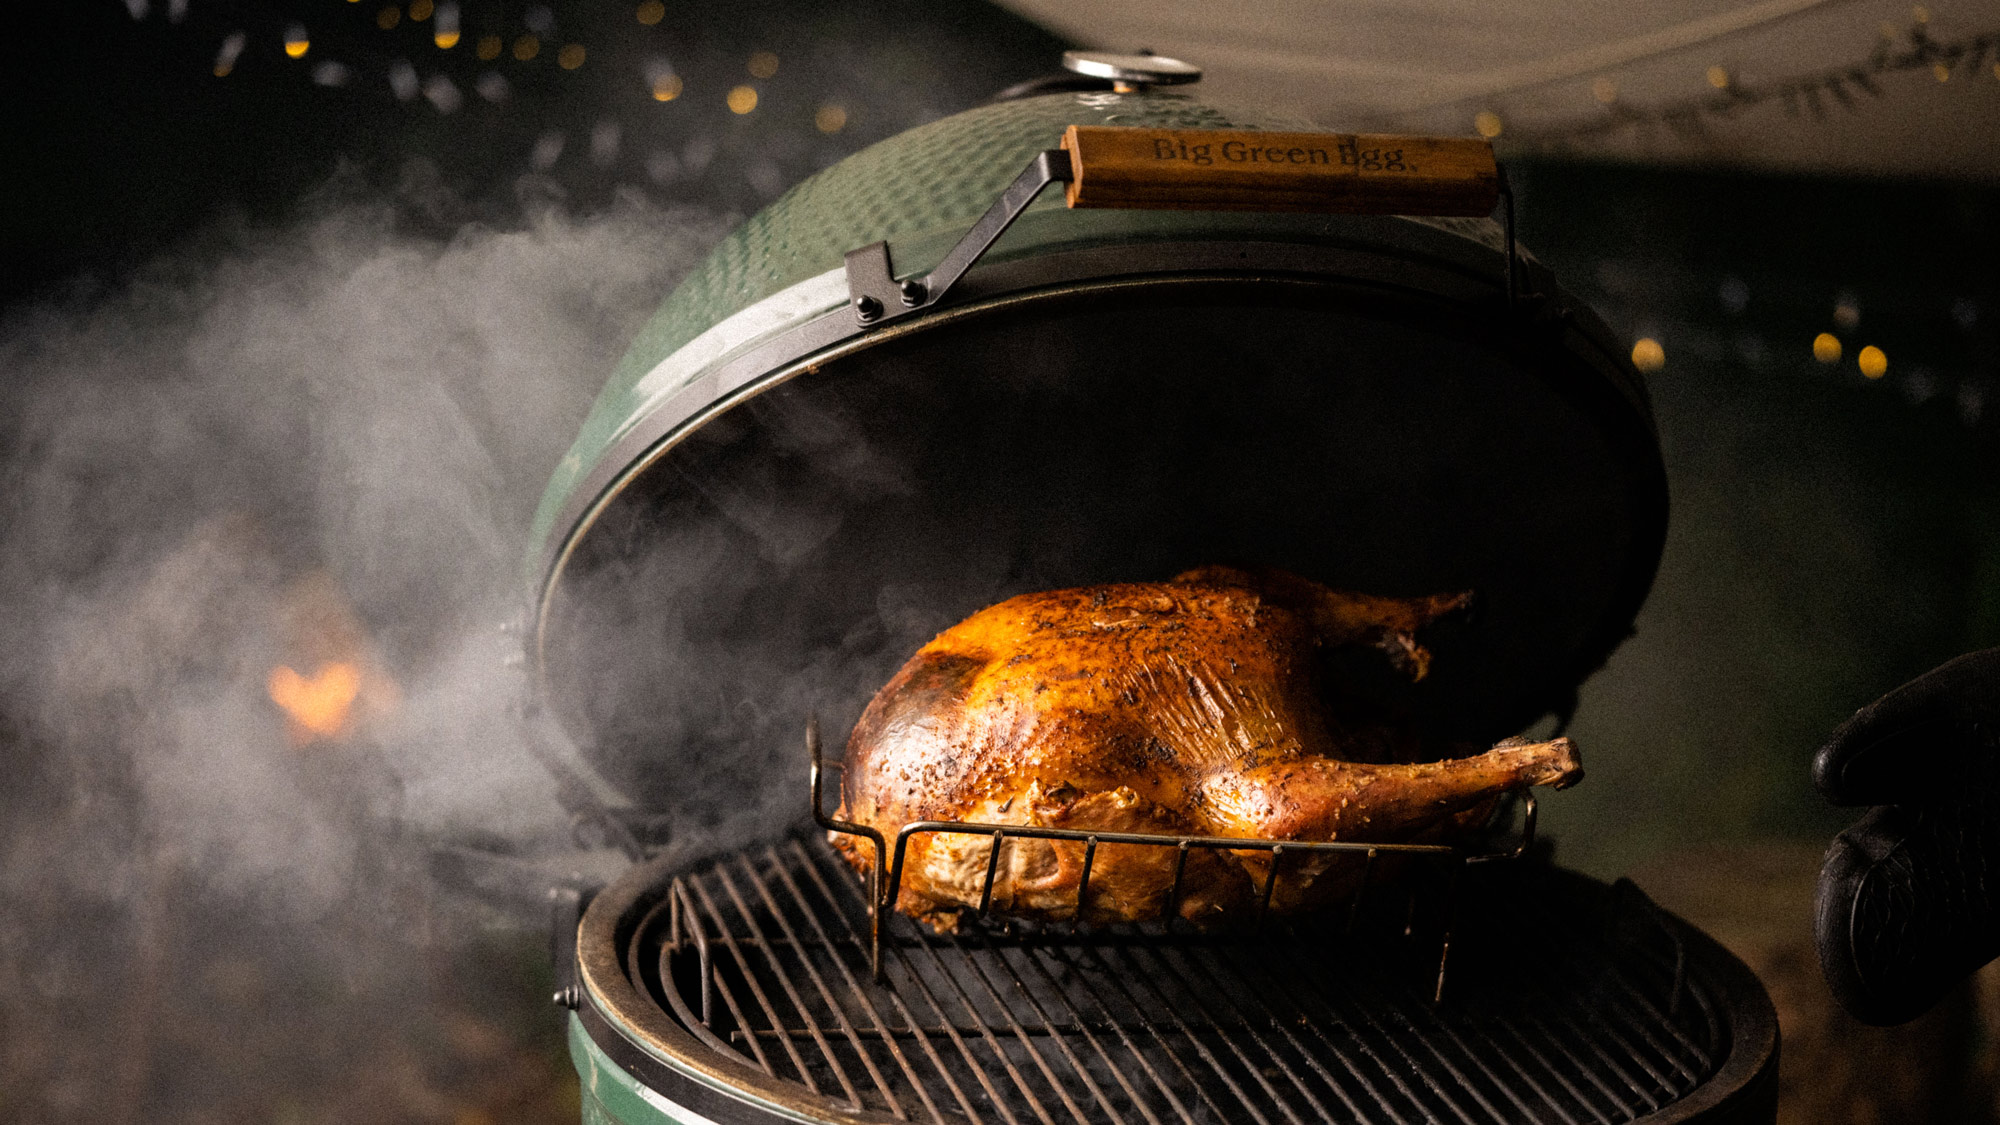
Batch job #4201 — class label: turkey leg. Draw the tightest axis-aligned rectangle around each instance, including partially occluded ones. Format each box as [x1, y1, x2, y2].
[1201, 736, 1582, 842]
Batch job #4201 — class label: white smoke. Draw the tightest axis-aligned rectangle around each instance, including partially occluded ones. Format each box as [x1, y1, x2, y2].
[0, 184, 725, 1120]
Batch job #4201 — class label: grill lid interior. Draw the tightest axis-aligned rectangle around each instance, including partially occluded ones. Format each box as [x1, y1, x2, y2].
[538, 276, 1666, 819]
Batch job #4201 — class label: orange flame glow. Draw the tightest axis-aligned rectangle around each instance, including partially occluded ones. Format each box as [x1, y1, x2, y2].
[268, 662, 362, 743]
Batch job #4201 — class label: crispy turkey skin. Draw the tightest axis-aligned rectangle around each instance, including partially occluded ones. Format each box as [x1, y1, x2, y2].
[833, 566, 1581, 930]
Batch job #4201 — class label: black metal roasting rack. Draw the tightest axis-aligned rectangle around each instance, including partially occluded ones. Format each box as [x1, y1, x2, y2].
[633, 731, 1732, 1125]
[673, 719, 1539, 1004]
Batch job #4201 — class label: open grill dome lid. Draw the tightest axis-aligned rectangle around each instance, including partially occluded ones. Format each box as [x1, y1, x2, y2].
[525, 73, 1668, 819]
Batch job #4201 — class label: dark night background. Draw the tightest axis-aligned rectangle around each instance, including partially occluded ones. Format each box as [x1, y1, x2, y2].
[3, 1, 1998, 1122]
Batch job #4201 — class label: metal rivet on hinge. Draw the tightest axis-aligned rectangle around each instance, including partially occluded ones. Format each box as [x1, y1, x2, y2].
[899, 278, 926, 307]
[852, 295, 882, 322]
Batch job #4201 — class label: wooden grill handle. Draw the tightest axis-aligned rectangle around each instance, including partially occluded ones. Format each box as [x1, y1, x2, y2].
[1060, 125, 1499, 217]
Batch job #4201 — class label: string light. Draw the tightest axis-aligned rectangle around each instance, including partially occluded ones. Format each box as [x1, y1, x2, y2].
[749, 51, 779, 79]
[591, 121, 622, 166]
[1631, 337, 1666, 372]
[636, 0, 665, 25]
[213, 31, 245, 77]
[643, 56, 681, 101]
[423, 74, 461, 113]
[387, 59, 418, 100]
[1521, 25, 1999, 146]
[1858, 345, 1888, 378]
[727, 84, 758, 114]
[1473, 111, 1502, 138]
[434, 2, 459, 49]
[558, 43, 586, 70]
[1813, 333, 1842, 364]
[814, 103, 848, 133]
[284, 24, 310, 58]
[1718, 275, 1750, 314]
[530, 132, 564, 171]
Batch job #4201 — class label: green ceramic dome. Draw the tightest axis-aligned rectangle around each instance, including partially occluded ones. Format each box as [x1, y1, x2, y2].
[526, 88, 1509, 589]
[527, 79, 1663, 805]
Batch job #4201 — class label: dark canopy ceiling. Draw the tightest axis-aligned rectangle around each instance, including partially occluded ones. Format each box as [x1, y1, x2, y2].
[998, 0, 2000, 179]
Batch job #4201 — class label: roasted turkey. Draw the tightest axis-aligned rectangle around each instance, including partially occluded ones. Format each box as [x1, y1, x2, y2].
[832, 565, 1581, 930]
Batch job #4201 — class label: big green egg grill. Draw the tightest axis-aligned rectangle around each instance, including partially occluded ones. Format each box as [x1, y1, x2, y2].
[527, 53, 1779, 1125]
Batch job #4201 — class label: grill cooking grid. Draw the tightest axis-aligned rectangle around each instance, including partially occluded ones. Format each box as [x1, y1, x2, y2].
[628, 836, 1726, 1125]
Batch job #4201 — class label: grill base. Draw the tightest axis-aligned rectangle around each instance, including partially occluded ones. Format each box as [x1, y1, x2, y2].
[575, 836, 1777, 1125]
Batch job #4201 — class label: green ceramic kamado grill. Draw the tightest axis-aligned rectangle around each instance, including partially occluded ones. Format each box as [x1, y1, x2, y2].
[526, 52, 1779, 1125]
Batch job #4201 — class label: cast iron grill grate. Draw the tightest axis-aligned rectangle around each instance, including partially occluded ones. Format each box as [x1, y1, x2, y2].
[627, 835, 1726, 1125]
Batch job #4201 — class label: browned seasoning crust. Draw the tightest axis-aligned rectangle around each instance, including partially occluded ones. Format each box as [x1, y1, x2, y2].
[833, 566, 1581, 930]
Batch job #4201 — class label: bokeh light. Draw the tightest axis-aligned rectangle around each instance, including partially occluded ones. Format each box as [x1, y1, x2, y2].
[815, 103, 848, 133]
[475, 34, 501, 60]
[433, 2, 459, 48]
[1592, 77, 1617, 104]
[636, 0, 665, 25]
[652, 73, 683, 101]
[728, 84, 758, 114]
[409, 0, 433, 19]
[1813, 333, 1842, 364]
[1858, 345, 1888, 379]
[284, 25, 310, 58]
[513, 34, 539, 61]
[1706, 65, 1729, 88]
[377, 6, 400, 30]
[1473, 111, 1501, 138]
[212, 31, 245, 77]
[1631, 337, 1666, 372]
[749, 51, 780, 79]
[558, 44, 586, 70]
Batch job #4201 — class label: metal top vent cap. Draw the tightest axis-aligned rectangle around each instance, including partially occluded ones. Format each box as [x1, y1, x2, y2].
[1061, 50, 1202, 89]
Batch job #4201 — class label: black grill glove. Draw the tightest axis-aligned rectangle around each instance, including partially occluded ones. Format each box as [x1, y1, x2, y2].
[1813, 646, 2000, 1025]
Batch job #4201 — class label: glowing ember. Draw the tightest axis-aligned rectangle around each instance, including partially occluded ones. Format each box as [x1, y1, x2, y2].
[269, 662, 362, 742]
[266, 572, 400, 746]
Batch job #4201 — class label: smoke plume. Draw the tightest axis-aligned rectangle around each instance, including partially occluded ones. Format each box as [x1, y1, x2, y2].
[0, 183, 724, 1122]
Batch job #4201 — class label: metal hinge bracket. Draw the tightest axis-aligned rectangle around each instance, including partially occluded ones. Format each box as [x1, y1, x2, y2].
[845, 147, 1073, 329]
